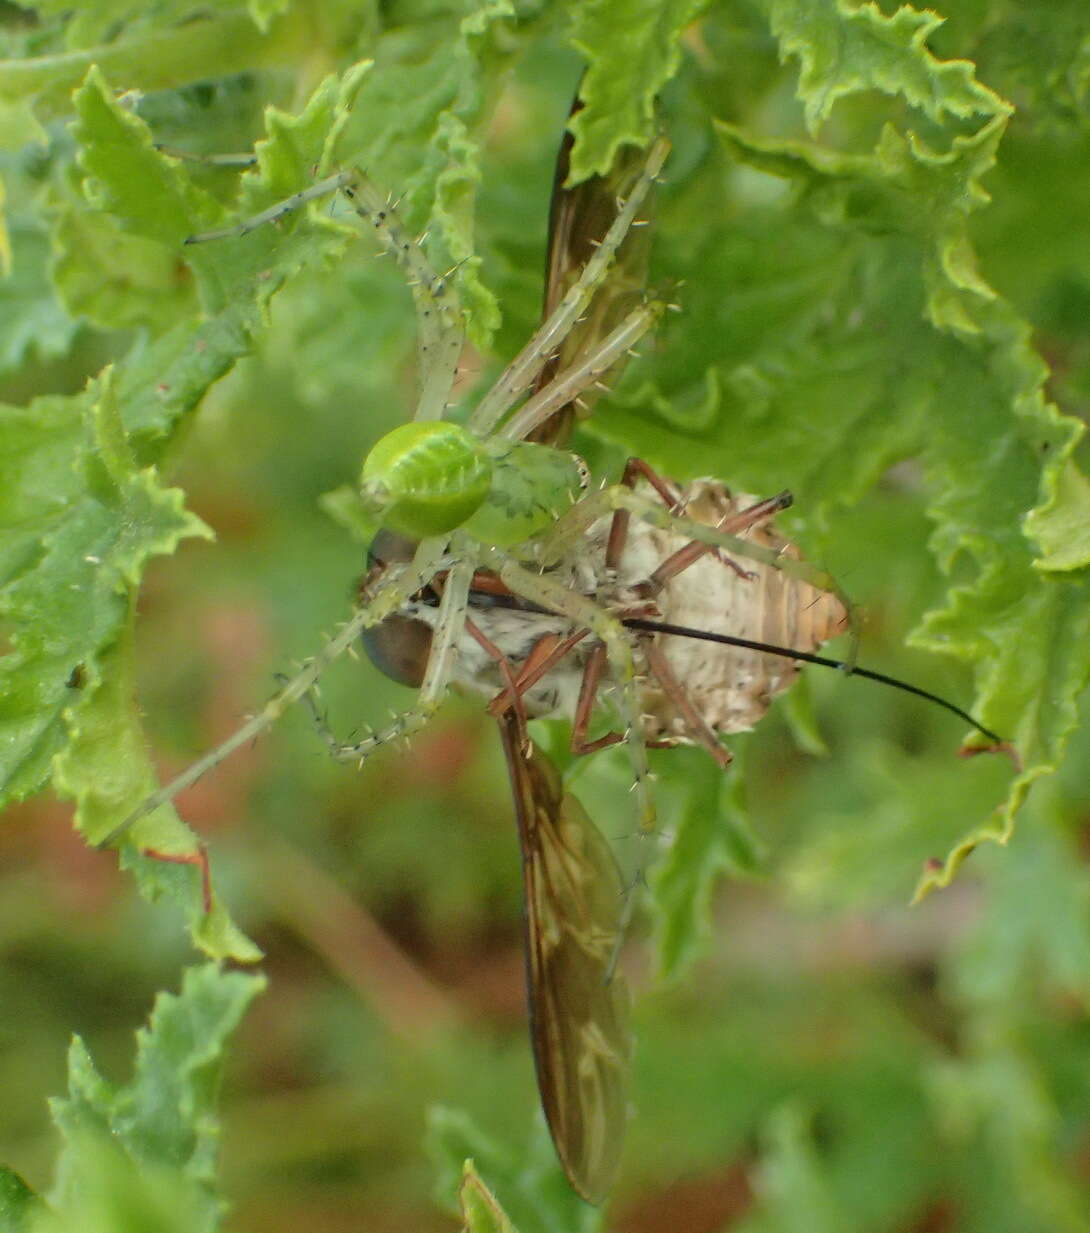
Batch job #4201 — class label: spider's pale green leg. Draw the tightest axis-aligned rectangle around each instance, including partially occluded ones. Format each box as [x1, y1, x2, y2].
[540, 484, 860, 660]
[185, 171, 355, 243]
[490, 553, 657, 837]
[187, 167, 465, 421]
[307, 556, 475, 763]
[98, 539, 450, 849]
[468, 135, 670, 437]
[338, 176, 465, 422]
[498, 298, 664, 443]
[154, 145, 258, 168]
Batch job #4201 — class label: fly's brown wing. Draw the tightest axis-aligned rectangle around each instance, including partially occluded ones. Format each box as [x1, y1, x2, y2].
[528, 106, 655, 449]
[497, 707, 631, 1203]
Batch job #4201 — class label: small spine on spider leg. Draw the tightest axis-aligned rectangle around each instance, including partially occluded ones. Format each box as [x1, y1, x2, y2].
[499, 298, 665, 442]
[340, 176, 462, 334]
[296, 651, 443, 767]
[469, 135, 671, 436]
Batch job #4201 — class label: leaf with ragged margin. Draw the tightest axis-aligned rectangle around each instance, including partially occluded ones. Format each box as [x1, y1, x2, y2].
[426, 1107, 600, 1233]
[0, 1168, 39, 1233]
[459, 1161, 519, 1233]
[769, 0, 1007, 133]
[0, 354, 258, 957]
[41, 965, 265, 1233]
[567, 0, 707, 180]
[1024, 460, 1090, 573]
[68, 66, 309, 322]
[0, 370, 210, 802]
[589, 25, 1086, 895]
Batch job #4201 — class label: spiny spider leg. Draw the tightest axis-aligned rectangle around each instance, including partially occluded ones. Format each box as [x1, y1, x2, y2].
[605, 458, 789, 589]
[497, 298, 664, 442]
[468, 135, 670, 437]
[185, 170, 354, 242]
[304, 557, 475, 763]
[187, 164, 464, 422]
[99, 539, 450, 848]
[339, 176, 465, 422]
[644, 491, 792, 589]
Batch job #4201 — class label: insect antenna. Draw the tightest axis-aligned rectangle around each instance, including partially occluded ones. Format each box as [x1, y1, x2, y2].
[621, 616, 1003, 744]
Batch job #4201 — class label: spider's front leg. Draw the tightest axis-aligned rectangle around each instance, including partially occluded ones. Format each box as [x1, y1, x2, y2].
[99, 539, 452, 853]
[468, 135, 670, 438]
[186, 161, 466, 424]
[303, 558, 475, 764]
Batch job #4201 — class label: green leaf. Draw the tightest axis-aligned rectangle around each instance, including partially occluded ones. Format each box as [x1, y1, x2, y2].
[651, 742, 765, 979]
[567, 0, 707, 179]
[0, 351, 258, 955]
[590, 21, 1088, 887]
[426, 1108, 600, 1233]
[741, 1104, 855, 1233]
[39, 965, 265, 1233]
[1025, 459, 1090, 572]
[768, 0, 1010, 133]
[0, 10, 299, 133]
[927, 1038, 1090, 1233]
[0, 1168, 39, 1233]
[459, 1160, 519, 1233]
[0, 368, 209, 802]
[952, 787, 1090, 1012]
[6, 6, 1090, 1226]
[0, 216, 78, 376]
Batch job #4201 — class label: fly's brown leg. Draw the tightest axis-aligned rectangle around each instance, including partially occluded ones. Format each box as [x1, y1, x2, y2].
[605, 457, 684, 570]
[483, 629, 591, 722]
[465, 617, 535, 742]
[642, 641, 733, 771]
[608, 458, 793, 592]
[571, 644, 626, 755]
[569, 640, 678, 756]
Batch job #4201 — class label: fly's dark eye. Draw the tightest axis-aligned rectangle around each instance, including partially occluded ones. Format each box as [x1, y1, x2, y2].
[361, 530, 433, 686]
[361, 613, 432, 688]
[367, 528, 417, 569]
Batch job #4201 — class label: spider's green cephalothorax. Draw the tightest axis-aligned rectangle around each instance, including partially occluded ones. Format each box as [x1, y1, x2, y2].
[464, 440, 587, 549]
[361, 421, 587, 547]
[361, 421, 492, 538]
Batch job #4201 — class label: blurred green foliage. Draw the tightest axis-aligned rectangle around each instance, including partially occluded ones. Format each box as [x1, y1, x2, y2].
[1, 1, 1089, 1230]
